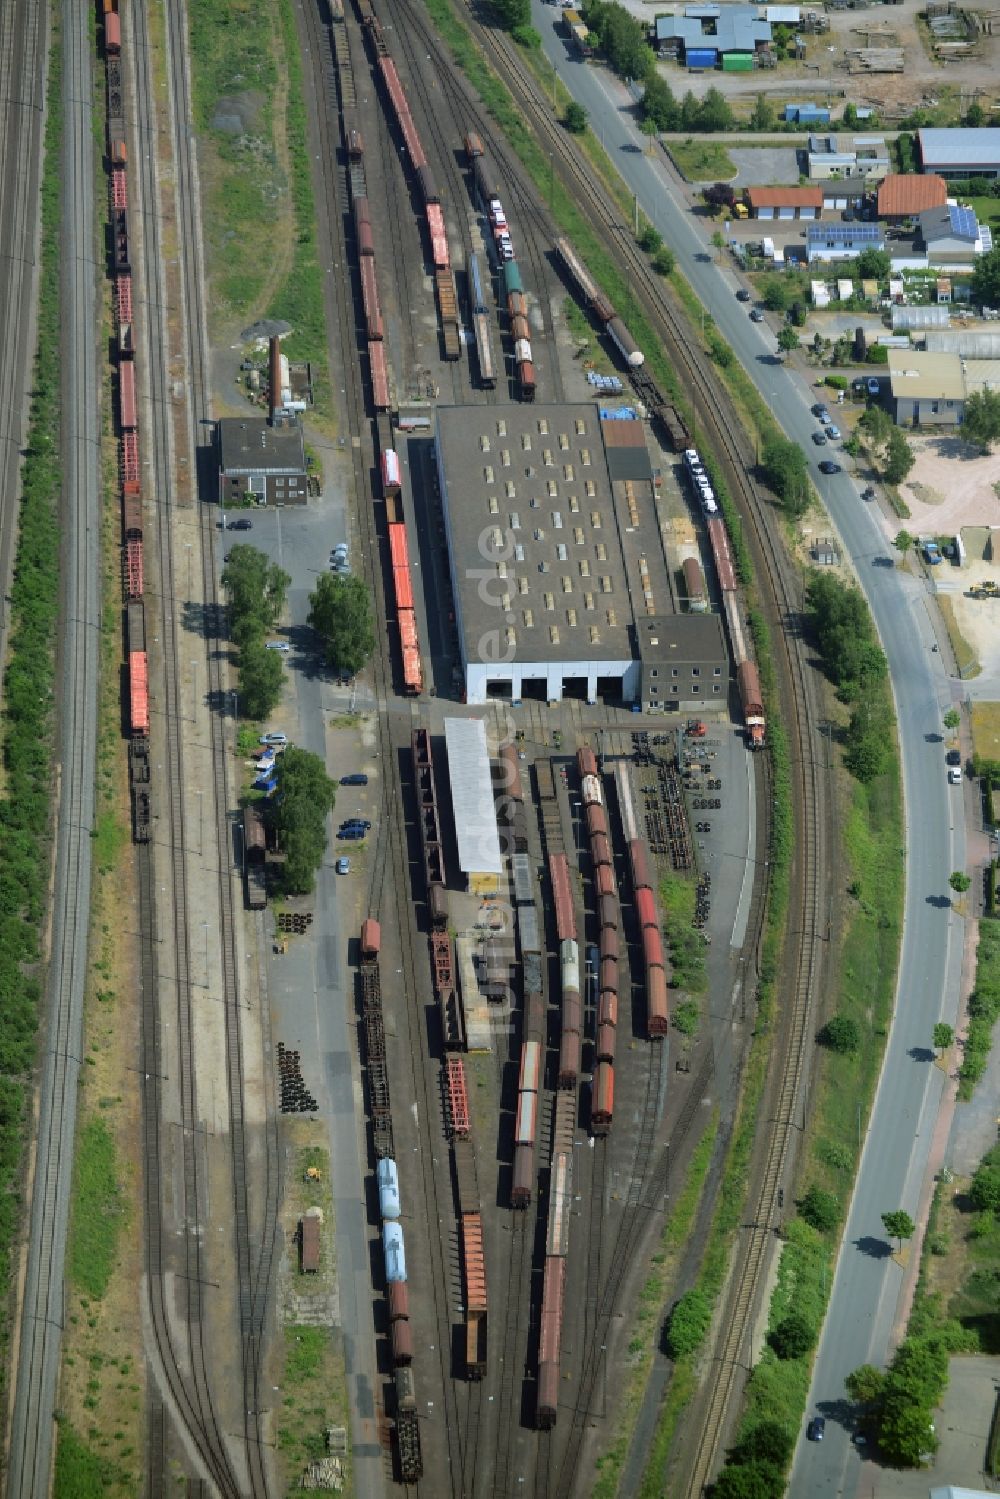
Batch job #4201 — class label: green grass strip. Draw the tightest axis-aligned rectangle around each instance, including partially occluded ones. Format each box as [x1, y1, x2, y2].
[68, 1118, 125, 1301]
[0, 7, 64, 1395]
[53, 1423, 130, 1499]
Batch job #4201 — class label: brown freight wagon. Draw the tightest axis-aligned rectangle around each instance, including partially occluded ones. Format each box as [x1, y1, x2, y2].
[648, 966, 669, 1037]
[536, 1255, 565, 1429]
[577, 746, 598, 778]
[585, 800, 607, 839]
[642, 925, 664, 973]
[599, 925, 619, 963]
[598, 893, 617, 932]
[390, 1317, 414, 1366]
[595, 863, 616, 900]
[512, 1141, 534, 1208]
[598, 988, 618, 1029]
[629, 838, 652, 894]
[388, 1280, 410, 1322]
[558, 1027, 581, 1091]
[590, 832, 612, 870]
[592, 1061, 614, 1136]
[461, 1213, 488, 1379]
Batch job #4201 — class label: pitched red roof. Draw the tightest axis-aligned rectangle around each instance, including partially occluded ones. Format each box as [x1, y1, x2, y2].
[877, 173, 947, 217]
[746, 186, 824, 209]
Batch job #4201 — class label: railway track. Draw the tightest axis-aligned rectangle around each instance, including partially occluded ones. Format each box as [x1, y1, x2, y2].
[301, 2, 479, 1489]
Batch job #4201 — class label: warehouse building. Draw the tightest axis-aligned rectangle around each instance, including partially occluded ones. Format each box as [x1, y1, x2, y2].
[443, 717, 503, 895]
[216, 418, 307, 506]
[746, 185, 823, 220]
[888, 350, 965, 426]
[434, 405, 728, 709]
[918, 127, 1000, 179]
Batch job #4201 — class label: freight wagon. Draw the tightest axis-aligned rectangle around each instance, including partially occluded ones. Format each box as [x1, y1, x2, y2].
[359, 255, 383, 341]
[394, 1367, 423, 1482]
[473, 311, 496, 389]
[243, 805, 268, 910]
[369, 340, 390, 411]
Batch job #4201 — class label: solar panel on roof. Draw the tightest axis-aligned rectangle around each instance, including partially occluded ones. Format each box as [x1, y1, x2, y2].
[948, 203, 978, 239]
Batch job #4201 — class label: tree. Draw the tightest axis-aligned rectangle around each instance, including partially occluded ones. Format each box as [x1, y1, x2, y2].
[800, 1184, 840, 1233]
[882, 1209, 915, 1251]
[729, 1421, 794, 1470]
[806, 573, 887, 698]
[699, 86, 733, 133]
[640, 116, 659, 147]
[665, 1287, 712, 1358]
[703, 181, 737, 214]
[269, 746, 337, 895]
[711, 1465, 782, 1499]
[878, 1394, 938, 1466]
[222, 545, 291, 636]
[777, 326, 800, 358]
[894, 529, 915, 554]
[308, 574, 375, 675]
[970, 1158, 1000, 1212]
[842, 102, 858, 128]
[711, 229, 725, 261]
[761, 278, 790, 312]
[642, 72, 679, 132]
[972, 245, 1000, 308]
[769, 1310, 816, 1360]
[966, 101, 986, 128]
[859, 404, 892, 443]
[494, 0, 530, 30]
[749, 93, 775, 131]
[933, 1022, 954, 1056]
[961, 387, 1000, 451]
[237, 638, 285, 721]
[760, 435, 810, 518]
[639, 224, 663, 254]
[653, 247, 675, 277]
[845, 1363, 886, 1405]
[883, 427, 915, 485]
[949, 870, 971, 893]
[845, 687, 891, 783]
[564, 101, 587, 134]
[820, 1014, 861, 1054]
[856, 248, 890, 281]
[943, 707, 961, 731]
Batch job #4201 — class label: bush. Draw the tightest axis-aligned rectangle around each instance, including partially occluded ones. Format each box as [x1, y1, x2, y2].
[769, 1310, 816, 1360]
[800, 1185, 840, 1233]
[564, 101, 588, 134]
[819, 1014, 861, 1054]
[824, 375, 848, 391]
[666, 1287, 712, 1358]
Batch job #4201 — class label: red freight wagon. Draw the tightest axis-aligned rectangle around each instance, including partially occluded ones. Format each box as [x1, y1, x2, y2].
[426, 204, 450, 269]
[444, 1054, 470, 1138]
[629, 838, 652, 893]
[393, 565, 414, 612]
[388, 1280, 409, 1322]
[510, 314, 531, 345]
[465, 132, 484, 161]
[590, 832, 611, 870]
[388, 522, 410, 572]
[401, 644, 422, 695]
[111, 165, 127, 210]
[500, 741, 523, 803]
[125, 539, 144, 600]
[104, 9, 121, 52]
[461, 1214, 488, 1312]
[599, 925, 619, 963]
[123, 490, 143, 541]
[361, 918, 381, 959]
[360, 256, 383, 341]
[507, 290, 527, 320]
[129, 651, 149, 735]
[537, 1256, 564, 1426]
[599, 956, 617, 994]
[598, 893, 617, 932]
[518, 361, 536, 401]
[518, 1039, 541, 1096]
[595, 863, 616, 900]
[356, 216, 375, 257]
[549, 854, 576, 942]
[577, 746, 598, 777]
[597, 989, 618, 1029]
[546, 1153, 572, 1258]
[369, 340, 390, 410]
[390, 1318, 414, 1367]
[707, 516, 736, 594]
[592, 1061, 614, 1136]
[121, 430, 139, 489]
[648, 966, 669, 1036]
[511, 1142, 534, 1208]
[119, 359, 137, 431]
[515, 1088, 537, 1148]
[116, 273, 132, 326]
[398, 609, 418, 652]
[525, 990, 545, 1045]
[643, 925, 664, 973]
[562, 988, 581, 1038]
[636, 886, 657, 932]
[596, 1022, 616, 1064]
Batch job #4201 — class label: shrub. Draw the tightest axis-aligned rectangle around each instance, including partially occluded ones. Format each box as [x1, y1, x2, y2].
[769, 1310, 815, 1360]
[666, 1288, 712, 1358]
[818, 1014, 861, 1054]
[799, 1185, 840, 1233]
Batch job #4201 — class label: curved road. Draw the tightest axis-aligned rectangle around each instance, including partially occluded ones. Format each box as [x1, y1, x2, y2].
[527, 11, 966, 1492]
[7, 0, 101, 1495]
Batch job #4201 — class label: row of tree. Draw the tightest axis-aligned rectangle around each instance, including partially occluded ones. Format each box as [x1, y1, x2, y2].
[268, 746, 337, 895]
[221, 544, 291, 721]
[856, 405, 915, 486]
[806, 573, 893, 783]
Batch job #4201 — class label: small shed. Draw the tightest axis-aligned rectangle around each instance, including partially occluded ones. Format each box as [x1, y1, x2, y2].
[811, 539, 840, 566]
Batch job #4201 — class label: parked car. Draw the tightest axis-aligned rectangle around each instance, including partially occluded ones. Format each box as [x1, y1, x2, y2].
[749, 308, 764, 322]
[338, 827, 365, 840]
[812, 403, 830, 420]
[819, 460, 842, 475]
[228, 517, 253, 530]
[806, 1417, 826, 1442]
[259, 732, 288, 745]
[336, 857, 351, 874]
[341, 818, 372, 831]
[826, 424, 841, 440]
[867, 377, 881, 397]
[946, 749, 961, 767]
[736, 288, 751, 302]
[341, 773, 369, 786]
[812, 431, 827, 446]
[948, 767, 962, 784]
[265, 641, 290, 652]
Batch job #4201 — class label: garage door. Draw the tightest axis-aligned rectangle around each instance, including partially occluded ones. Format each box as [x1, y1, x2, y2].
[778, 207, 795, 220]
[801, 207, 817, 220]
[758, 207, 774, 220]
[830, 196, 847, 211]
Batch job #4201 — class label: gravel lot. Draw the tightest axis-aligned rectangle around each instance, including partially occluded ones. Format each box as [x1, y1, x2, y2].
[727, 145, 801, 187]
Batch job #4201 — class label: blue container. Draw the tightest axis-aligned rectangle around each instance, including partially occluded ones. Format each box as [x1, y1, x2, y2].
[686, 47, 717, 69]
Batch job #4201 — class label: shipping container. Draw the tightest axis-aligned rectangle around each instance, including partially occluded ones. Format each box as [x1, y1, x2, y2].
[360, 256, 383, 340]
[388, 521, 410, 572]
[369, 340, 390, 410]
[361, 918, 381, 959]
[390, 1317, 414, 1367]
[515, 1088, 538, 1147]
[598, 892, 618, 932]
[129, 651, 149, 736]
[393, 565, 414, 612]
[648, 965, 669, 1036]
[643, 925, 664, 973]
[119, 359, 137, 431]
[300, 1215, 320, 1273]
[607, 316, 644, 368]
[512, 1142, 534, 1207]
[722, 50, 754, 70]
[592, 1061, 614, 1135]
[378, 1157, 401, 1220]
[686, 46, 718, 69]
[636, 886, 658, 932]
[599, 924, 619, 963]
[383, 1221, 407, 1283]
[381, 448, 401, 495]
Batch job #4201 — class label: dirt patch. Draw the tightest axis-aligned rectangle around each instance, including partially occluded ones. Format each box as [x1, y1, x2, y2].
[210, 89, 265, 135]
[893, 433, 1000, 536]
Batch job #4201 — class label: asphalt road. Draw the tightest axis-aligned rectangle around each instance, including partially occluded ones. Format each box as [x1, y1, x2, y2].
[530, 15, 968, 1490]
[7, 1, 101, 1493]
